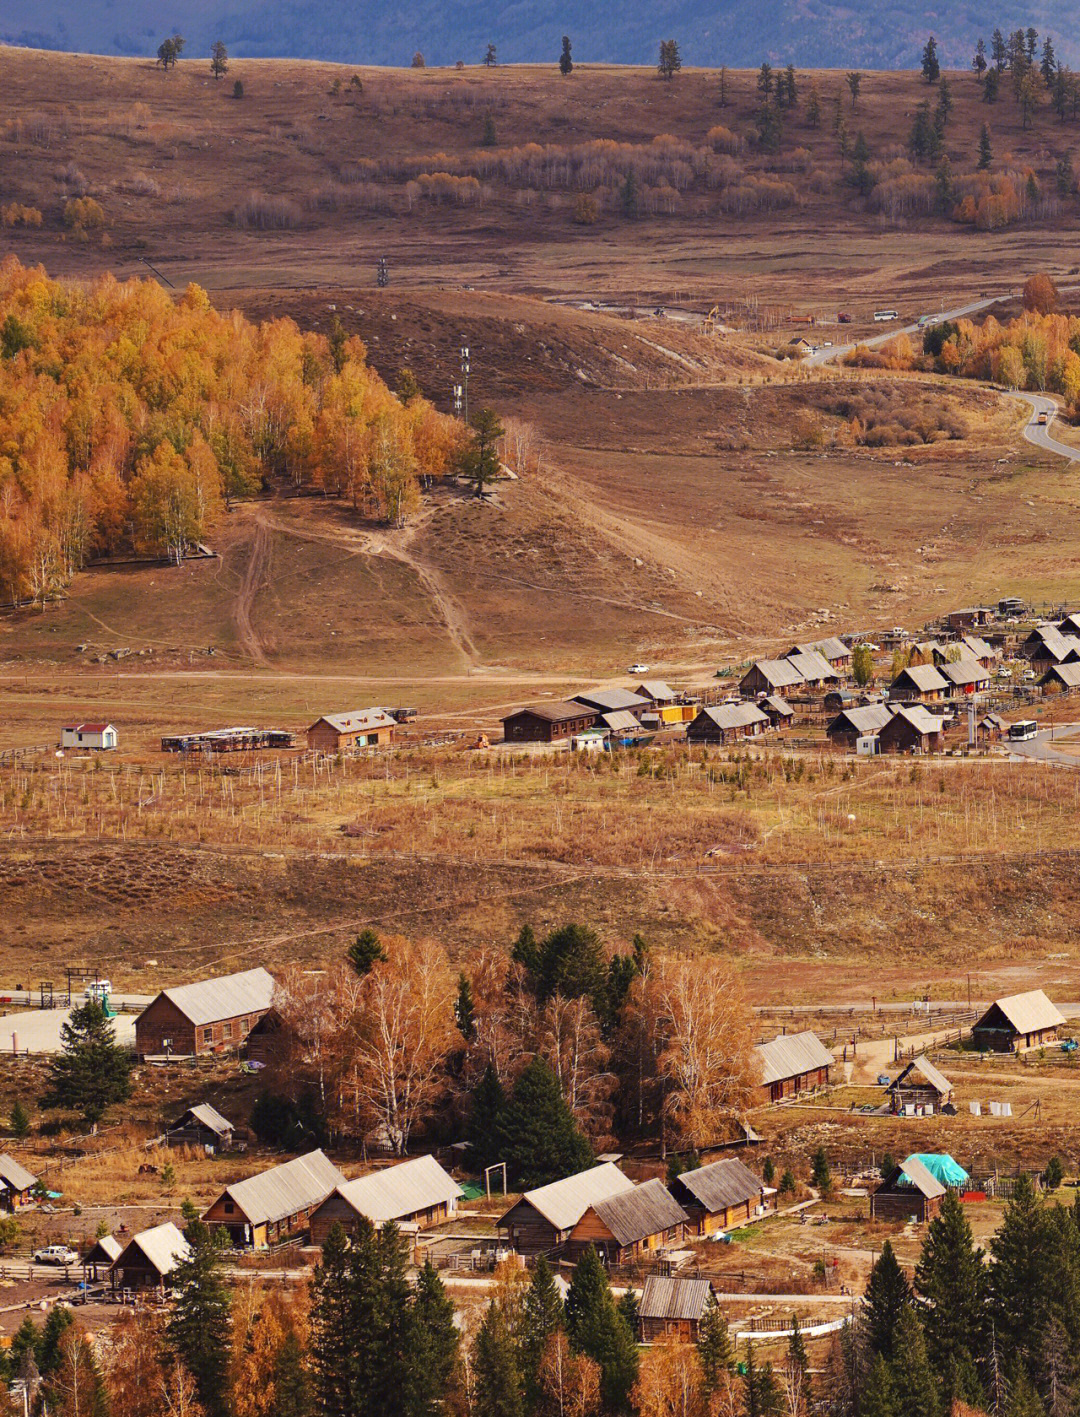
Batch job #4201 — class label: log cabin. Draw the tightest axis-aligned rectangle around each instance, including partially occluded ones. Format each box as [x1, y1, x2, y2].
[203, 1149, 346, 1249]
[753, 1031, 833, 1104]
[887, 1056, 954, 1115]
[869, 1156, 945, 1223]
[971, 990, 1065, 1053]
[497, 1162, 634, 1255]
[134, 967, 275, 1060]
[565, 1178, 688, 1265]
[110, 1223, 190, 1293]
[669, 1158, 767, 1236]
[310, 1155, 462, 1244]
[638, 1276, 717, 1344]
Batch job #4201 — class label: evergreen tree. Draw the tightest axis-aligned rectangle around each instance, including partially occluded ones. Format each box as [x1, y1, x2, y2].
[270, 1332, 313, 1417]
[497, 1058, 592, 1188]
[787, 1315, 811, 1408]
[9, 1099, 30, 1139]
[41, 1000, 132, 1131]
[922, 36, 940, 83]
[484, 43, 497, 66]
[1055, 153, 1075, 199]
[978, 123, 993, 169]
[991, 29, 1007, 70]
[458, 408, 504, 499]
[865, 1242, 912, 1360]
[915, 1190, 986, 1397]
[1005, 1362, 1044, 1417]
[520, 1258, 564, 1411]
[935, 76, 952, 131]
[565, 1247, 638, 1412]
[806, 85, 821, 127]
[511, 924, 540, 973]
[347, 927, 386, 976]
[889, 1307, 941, 1417]
[559, 37, 573, 77]
[533, 924, 607, 1007]
[1041, 38, 1057, 87]
[784, 63, 797, 106]
[36, 1307, 74, 1376]
[698, 1302, 734, 1392]
[935, 156, 954, 213]
[166, 1221, 232, 1417]
[757, 62, 774, 98]
[811, 1147, 831, 1194]
[973, 38, 988, 81]
[411, 1259, 460, 1417]
[743, 1344, 782, 1417]
[1052, 69, 1069, 122]
[469, 1063, 506, 1170]
[616, 1288, 638, 1335]
[482, 117, 497, 147]
[718, 66, 728, 106]
[852, 132, 872, 195]
[990, 1175, 1047, 1363]
[861, 1354, 898, 1417]
[473, 1303, 523, 1417]
[310, 1224, 356, 1417]
[1026, 27, 1039, 63]
[368, 1222, 415, 1417]
[984, 68, 1001, 103]
[657, 40, 681, 81]
[210, 40, 228, 80]
[910, 101, 935, 161]
[455, 973, 477, 1041]
[847, 71, 862, 109]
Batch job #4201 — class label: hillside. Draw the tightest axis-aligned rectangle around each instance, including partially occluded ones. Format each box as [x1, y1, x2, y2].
[3, 0, 1079, 71]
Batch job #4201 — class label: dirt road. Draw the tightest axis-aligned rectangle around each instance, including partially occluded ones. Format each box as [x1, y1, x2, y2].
[233, 511, 274, 667]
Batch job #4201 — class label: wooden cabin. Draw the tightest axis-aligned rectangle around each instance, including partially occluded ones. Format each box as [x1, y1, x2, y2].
[670, 1158, 766, 1236]
[638, 1277, 717, 1344]
[887, 1056, 954, 1115]
[739, 659, 805, 698]
[0, 1154, 38, 1212]
[753, 1031, 832, 1104]
[497, 1162, 634, 1255]
[870, 1157, 945, 1223]
[82, 1235, 121, 1282]
[686, 703, 769, 745]
[826, 703, 893, 749]
[306, 708, 396, 753]
[135, 967, 275, 1060]
[877, 705, 944, 754]
[790, 638, 853, 672]
[1040, 663, 1080, 693]
[971, 990, 1065, 1054]
[502, 702, 598, 744]
[167, 1103, 236, 1152]
[889, 664, 949, 703]
[203, 1149, 346, 1249]
[940, 660, 991, 696]
[945, 607, 994, 630]
[310, 1156, 462, 1244]
[111, 1223, 190, 1293]
[785, 649, 838, 687]
[571, 689, 651, 721]
[566, 1179, 688, 1265]
[758, 695, 794, 729]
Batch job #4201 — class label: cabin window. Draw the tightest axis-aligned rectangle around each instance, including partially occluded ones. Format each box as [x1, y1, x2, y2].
[203, 1028, 213, 1044]
[224, 1201, 235, 1214]
[223, 1021, 233, 1039]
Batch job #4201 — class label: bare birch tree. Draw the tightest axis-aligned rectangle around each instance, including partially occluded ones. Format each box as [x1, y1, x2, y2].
[539, 994, 616, 1147]
[631, 1344, 706, 1417]
[539, 1333, 602, 1417]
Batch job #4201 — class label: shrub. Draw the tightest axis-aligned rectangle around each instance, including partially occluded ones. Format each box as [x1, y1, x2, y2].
[56, 163, 89, 195]
[119, 174, 162, 198]
[63, 197, 105, 230]
[706, 124, 743, 156]
[573, 193, 599, 224]
[412, 52, 426, 68]
[232, 79, 244, 99]
[1, 204, 43, 228]
[230, 192, 302, 229]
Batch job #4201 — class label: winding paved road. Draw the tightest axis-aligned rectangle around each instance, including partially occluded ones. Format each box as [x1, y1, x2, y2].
[1011, 393, 1080, 463]
[802, 296, 1002, 368]
[1004, 721, 1080, 766]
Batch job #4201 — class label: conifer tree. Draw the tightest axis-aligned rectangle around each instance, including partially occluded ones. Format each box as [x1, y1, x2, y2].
[1041, 37, 1057, 87]
[565, 1247, 638, 1412]
[865, 1242, 911, 1360]
[787, 1315, 811, 1408]
[270, 1332, 313, 1417]
[36, 1307, 74, 1376]
[9, 1099, 30, 1139]
[559, 37, 573, 77]
[469, 1063, 506, 1170]
[210, 41, 229, 80]
[309, 1223, 353, 1417]
[455, 973, 477, 1041]
[347, 928, 386, 976]
[811, 1147, 831, 1194]
[41, 1000, 132, 1131]
[697, 1301, 734, 1393]
[743, 1344, 782, 1417]
[974, 38, 988, 80]
[520, 1258, 564, 1411]
[922, 35, 941, 84]
[1004, 1362, 1043, 1417]
[496, 1058, 593, 1188]
[990, 1175, 1046, 1361]
[166, 1221, 232, 1417]
[784, 63, 798, 106]
[861, 1354, 898, 1417]
[915, 1191, 986, 1396]
[991, 28, 1007, 70]
[888, 1307, 940, 1417]
[411, 1259, 460, 1416]
[978, 123, 993, 169]
[473, 1303, 524, 1417]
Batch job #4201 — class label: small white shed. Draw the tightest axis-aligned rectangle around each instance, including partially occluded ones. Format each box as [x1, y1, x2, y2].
[60, 722, 118, 751]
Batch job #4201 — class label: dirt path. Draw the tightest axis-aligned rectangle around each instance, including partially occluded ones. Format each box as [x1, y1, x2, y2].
[233, 510, 273, 667]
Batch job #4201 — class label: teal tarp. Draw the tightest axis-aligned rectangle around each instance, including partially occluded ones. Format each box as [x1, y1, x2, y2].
[910, 1152, 970, 1187]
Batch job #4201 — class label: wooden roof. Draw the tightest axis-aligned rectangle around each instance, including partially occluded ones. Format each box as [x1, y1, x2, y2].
[589, 1179, 688, 1245]
[639, 1276, 714, 1321]
[753, 1031, 833, 1086]
[672, 1157, 762, 1213]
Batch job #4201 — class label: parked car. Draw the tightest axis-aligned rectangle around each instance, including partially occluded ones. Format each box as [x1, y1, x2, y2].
[627, 662, 649, 674]
[997, 667, 1012, 679]
[1023, 670, 1037, 681]
[34, 1245, 79, 1266]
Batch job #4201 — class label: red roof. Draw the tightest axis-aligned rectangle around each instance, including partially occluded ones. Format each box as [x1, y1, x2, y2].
[63, 722, 112, 733]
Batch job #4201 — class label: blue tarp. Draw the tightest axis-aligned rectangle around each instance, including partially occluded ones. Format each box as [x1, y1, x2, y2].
[910, 1152, 970, 1187]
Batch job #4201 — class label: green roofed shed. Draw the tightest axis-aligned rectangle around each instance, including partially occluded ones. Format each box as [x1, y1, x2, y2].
[909, 1153, 969, 1188]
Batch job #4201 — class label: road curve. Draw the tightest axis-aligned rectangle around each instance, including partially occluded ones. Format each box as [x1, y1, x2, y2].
[802, 295, 1002, 368]
[1009, 392, 1080, 463]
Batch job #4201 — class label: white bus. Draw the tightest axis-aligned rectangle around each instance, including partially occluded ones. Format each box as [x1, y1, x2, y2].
[1008, 720, 1038, 742]
[873, 309, 900, 322]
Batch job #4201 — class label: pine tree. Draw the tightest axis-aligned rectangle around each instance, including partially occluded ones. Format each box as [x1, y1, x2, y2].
[973, 38, 988, 81]
[978, 123, 993, 169]
[915, 1191, 986, 1397]
[458, 408, 504, 499]
[657, 40, 681, 81]
[270, 1332, 312, 1417]
[784, 63, 797, 106]
[718, 66, 728, 106]
[347, 928, 386, 976]
[744, 1344, 782, 1417]
[922, 36, 941, 84]
[210, 41, 228, 80]
[758, 62, 774, 98]
[935, 76, 953, 131]
[473, 1303, 523, 1417]
[990, 1176, 1046, 1360]
[411, 1259, 460, 1416]
[36, 1307, 74, 1376]
[1041, 37, 1057, 87]
[865, 1242, 912, 1360]
[484, 43, 497, 66]
[806, 85, 821, 127]
[166, 1221, 232, 1417]
[520, 1258, 564, 1411]
[496, 1058, 593, 1188]
[787, 1315, 811, 1408]
[469, 1063, 506, 1170]
[1004, 1362, 1043, 1417]
[984, 68, 1001, 103]
[565, 1247, 638, 1412]
[847, 71, 862, 110]
[697, 1301, 734, 1392]
[9, 1099, 30, 1139]
[861, 1354, 898, 1417]
[511, 924, 540, 974]
[991, 28, 1006, 70]
[41, 1000, 132, 1131]
[559, 37, 573, 77]
[888, 1307, 940, 1417]
[811, 1147, 831, 1194]
[455, 973, 477, 1041]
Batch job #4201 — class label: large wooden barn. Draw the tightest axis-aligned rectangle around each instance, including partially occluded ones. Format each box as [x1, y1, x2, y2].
[203, 1150, 346, 1249]
[971, 990, 1065, 1054]
[135, 967, 276, 1060]
[669, 1158, 766, 1236]
[497, 1162, 634, 1255]
[502, 702, 598, 744]
[753, 1031, 833, 1104]
[310, 1155, 463, 1244]
[565, 1178, 688, 1265]
[870, 1156, 945, 1224]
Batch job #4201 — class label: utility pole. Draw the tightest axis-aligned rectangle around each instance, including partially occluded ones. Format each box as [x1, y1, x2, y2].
[376, 256, 389, 288]
[453, 383, 463, 418]
[459, 344, 470, 424]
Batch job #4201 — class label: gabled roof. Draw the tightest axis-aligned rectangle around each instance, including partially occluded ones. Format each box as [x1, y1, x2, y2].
[504, 701, 596, 725]
[639, 1276, 714, 1322]
[571, 689, 649, 713]
[753, 1031, 833, 1086]
[311, 708, 396, 735]
[589, 1179, 688, 1245]
[144, 967, 276, 1029]
[981, 712, 1009, 729]
[177, 1104, 234, 1137]
[742, 659, 805, 690]
[802, 637, 851, 662]
[786, 649, 838, 681]
[0, 1154, 38, 1192]
[83, 1235, 122, 1265]
[892, 664, 949, 693]
[889, 1156, 946, 1200]
[601, 710, 645, 732]
[1059, 614, 1080, 635]
[695, 703, 769, 732]
[1029, 627, 1080, 662]
[828, 704, 894, 736]
[976, 989, 1065, 1036]
[326, 1155, 463, 1224]
[62, 721, 114, 733]
[887, 704, 942, 736]
[1041, 662, 1080, 688]
[888, 1055, 953, 1097]
[960, 634, 996, 660]
[216, 1150, 346, 1227]
[635, 681, 676, 703]
[499, 1163, 634, 1233]
[760, 695, 794, 717]
[115, 1222, 190, 1278]
[940, 660, 989, 687]
[672, 1157, 762, 1213]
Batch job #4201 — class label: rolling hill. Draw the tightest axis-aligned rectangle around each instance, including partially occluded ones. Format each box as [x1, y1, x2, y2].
[3, 0, 1079, 71]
